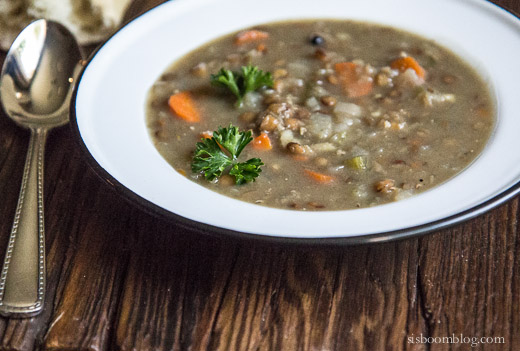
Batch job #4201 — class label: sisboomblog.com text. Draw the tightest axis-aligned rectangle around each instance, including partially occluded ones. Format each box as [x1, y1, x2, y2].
[407, 334, 505, 348]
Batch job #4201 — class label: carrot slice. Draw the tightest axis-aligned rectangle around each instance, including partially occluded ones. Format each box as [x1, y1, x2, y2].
[252, 132, 272, 150]
[234, 30, 269, 45]
[168, 92, 201, 123]
[304, 169, 335, 184]
[390, 56, 426, 79]
[334, 62, 373, 98]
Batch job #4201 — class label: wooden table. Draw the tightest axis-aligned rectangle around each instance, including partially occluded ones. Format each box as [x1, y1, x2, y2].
[0, 0, 518, 350]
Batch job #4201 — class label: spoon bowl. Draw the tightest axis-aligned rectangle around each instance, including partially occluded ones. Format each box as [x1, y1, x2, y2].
[0, 19, 82, 317]
[1, 20, 80, 127]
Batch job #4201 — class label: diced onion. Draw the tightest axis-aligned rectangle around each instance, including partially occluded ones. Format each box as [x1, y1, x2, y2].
[242, 92, 263, 109]
[420, 90, 456, 107]
[308, 113, 333, 139]
[397, 68, 423, 87]
[305, 97, 321, 111]
[280, 130, 296, 147]
[311, 85, 329, 97]
[334, 102, 363, 118]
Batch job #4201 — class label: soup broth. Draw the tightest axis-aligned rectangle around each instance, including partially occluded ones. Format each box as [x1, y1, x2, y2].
[146, 20, 494, 210]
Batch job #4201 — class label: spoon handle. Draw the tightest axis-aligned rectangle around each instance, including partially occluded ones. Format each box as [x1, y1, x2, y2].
[0, 128, 47, 317]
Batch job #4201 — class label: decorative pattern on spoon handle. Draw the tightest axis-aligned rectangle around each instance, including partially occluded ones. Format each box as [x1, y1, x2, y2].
[0, 128, 47, 317]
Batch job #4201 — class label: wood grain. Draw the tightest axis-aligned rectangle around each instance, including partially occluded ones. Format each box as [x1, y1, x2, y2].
[0, 0, 518, 350]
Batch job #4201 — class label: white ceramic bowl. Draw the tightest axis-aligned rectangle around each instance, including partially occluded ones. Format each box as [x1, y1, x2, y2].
[71, 0, 520, 243]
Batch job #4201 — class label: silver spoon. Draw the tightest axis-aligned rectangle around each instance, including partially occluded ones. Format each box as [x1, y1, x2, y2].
[0, 19, 82, 317]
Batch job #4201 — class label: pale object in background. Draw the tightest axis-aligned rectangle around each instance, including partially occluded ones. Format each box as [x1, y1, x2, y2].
[0, 0, 132, 50]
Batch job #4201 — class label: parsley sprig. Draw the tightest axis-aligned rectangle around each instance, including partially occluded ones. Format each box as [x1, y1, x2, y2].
[211, 65, 273, 107]
[192, 125, 263, 184]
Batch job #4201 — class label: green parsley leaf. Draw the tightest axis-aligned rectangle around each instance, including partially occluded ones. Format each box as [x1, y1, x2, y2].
[241, 65, 273, 95]
[210, 65, 273, 107]
[191, 124, 263, 184]
[230, 158, 263, 185]
[192, 137, 232, 181]
[210, 68, 242, 101]
[212, 125, 253, 160]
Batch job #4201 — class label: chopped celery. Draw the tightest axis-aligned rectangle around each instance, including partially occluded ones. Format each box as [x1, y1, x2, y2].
[346, 156, 368, 170]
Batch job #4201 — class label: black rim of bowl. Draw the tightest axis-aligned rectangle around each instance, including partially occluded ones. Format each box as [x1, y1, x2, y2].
[69, 0, 520, 245]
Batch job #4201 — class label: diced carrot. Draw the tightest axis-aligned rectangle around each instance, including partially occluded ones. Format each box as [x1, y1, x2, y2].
[234, 30, 269, 45]
[304, 169, 335, 184]
[390, 56, 426, 79]
[256, 43, 267, 53]
[334, 62, 357, 82]
[168, 92, 201, 123]
[291, 154, 309, 162]
[252, 132, 272, 150]
[200, 131, 213, 139]
[334, 62, 374, 98]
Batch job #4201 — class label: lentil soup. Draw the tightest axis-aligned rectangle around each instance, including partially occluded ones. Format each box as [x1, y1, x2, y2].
[146, 20, 494, 211]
